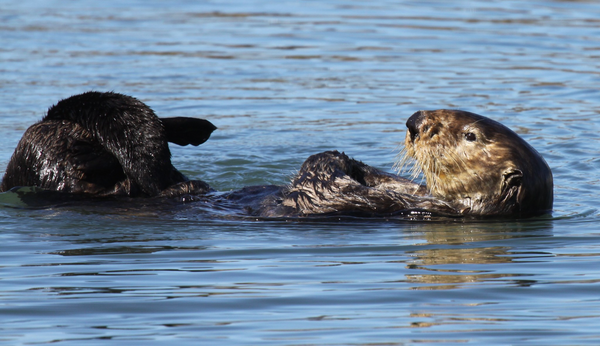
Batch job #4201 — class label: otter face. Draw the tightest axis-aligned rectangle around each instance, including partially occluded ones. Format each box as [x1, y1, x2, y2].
[399, 110, 553, 216]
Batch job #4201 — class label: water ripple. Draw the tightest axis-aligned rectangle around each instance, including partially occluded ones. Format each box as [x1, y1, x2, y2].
[2, 0, 600, 344]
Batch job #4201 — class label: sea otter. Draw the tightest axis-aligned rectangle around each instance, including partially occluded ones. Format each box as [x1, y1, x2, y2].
[1, 92, 552, 218]
[0, 91, 216, 197]
[242, 110, 553, 218]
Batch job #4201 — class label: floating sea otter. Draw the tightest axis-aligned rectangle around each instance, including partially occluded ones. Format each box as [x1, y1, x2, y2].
[0, 92, 553, 218]
[255, 110, 553, 218]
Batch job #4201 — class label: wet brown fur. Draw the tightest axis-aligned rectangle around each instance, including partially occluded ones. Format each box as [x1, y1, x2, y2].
[1, 93, 552, 218]
[264, 110, 553, 218]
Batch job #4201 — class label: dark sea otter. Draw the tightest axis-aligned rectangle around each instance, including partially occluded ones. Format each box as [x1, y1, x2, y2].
[1, 92, 553, 218]
[0, 91, 216, 197]
[240, 110, 553, 218]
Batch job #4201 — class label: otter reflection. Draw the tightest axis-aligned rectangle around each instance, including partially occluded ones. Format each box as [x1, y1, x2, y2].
[404, 221, 552, 289]
[1, 92, 553, 219]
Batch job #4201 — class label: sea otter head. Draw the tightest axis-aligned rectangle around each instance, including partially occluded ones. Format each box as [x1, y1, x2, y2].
[400, 109, 553, 217]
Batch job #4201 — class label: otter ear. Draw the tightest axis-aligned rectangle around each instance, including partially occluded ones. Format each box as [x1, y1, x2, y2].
[161, 117, 217, 146]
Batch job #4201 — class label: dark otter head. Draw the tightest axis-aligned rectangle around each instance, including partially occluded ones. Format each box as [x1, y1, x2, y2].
[400, 109, 553, 216]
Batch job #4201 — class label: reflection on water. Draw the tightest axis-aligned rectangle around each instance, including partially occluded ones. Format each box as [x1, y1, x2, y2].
[404, 221, 553, 289]
[2, 0, 600, 345]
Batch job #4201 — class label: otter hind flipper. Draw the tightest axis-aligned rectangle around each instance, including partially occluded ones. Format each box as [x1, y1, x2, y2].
[42, 91, 175, 195]
[161, 117, 217, 146]
[2, 91, 212, 197]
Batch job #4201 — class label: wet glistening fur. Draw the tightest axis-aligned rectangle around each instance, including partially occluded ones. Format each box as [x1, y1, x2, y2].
[1, 92, 553, 218]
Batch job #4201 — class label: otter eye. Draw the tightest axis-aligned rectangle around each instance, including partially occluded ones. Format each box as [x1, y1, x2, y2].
[464, 132, 476, 142]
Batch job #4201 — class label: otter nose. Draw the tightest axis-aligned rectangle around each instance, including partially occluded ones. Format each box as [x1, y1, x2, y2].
[406, 111, 424, 141]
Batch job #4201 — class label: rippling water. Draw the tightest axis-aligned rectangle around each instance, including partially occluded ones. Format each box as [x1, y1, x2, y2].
[2, 0, 600, 345]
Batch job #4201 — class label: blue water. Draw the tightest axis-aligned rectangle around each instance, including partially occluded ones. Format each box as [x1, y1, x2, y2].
[2, 0, 600, 344]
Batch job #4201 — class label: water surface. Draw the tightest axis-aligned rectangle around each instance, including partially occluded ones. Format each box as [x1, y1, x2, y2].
[2, 0, 600, 344]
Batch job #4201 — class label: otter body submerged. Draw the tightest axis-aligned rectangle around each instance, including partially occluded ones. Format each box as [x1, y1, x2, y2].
[1, 92, 553, 218]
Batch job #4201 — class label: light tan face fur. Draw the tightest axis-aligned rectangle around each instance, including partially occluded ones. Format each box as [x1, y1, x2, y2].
[398, 109, 553, 215]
